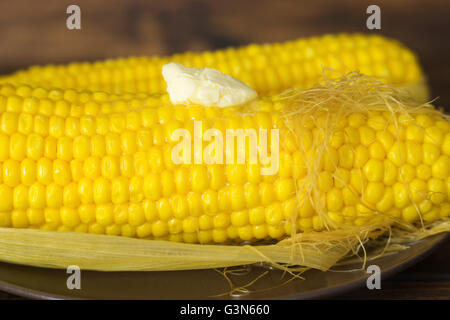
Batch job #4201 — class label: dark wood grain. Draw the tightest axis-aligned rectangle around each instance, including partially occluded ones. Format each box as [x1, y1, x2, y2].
[0, 0, 449, 106]
[0, 0, 449, 300]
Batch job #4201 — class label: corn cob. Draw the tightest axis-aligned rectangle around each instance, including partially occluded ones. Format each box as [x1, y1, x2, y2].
[0, 34, 427, 100]
[0, 79, 448, 244]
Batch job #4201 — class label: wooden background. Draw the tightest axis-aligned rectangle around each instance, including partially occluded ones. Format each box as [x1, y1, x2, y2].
[0, 0, 449, 299]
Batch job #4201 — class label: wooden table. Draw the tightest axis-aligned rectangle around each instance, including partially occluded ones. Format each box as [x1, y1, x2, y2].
[0, 0, 449, 299]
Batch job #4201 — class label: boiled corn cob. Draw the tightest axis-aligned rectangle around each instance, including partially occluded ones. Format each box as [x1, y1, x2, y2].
[0, 80, 448, 244]
[0, 34, 427, 100]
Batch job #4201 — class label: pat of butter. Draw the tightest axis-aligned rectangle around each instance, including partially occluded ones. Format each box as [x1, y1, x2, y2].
[162, 62, 257, 107]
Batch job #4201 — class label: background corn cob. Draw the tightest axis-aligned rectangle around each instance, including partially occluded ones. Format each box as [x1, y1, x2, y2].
[0, 34, 427, 101]
[0, 79, 448, 244]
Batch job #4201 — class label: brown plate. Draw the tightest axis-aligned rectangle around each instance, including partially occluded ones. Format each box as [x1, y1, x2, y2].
[0, 233, 447, 300]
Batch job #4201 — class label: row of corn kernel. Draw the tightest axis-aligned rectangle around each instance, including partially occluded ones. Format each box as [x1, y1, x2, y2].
[0, 34, 423, 96]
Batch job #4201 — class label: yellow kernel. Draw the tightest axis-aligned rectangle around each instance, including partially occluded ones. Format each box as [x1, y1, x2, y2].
[230, 209, 249, 227]
[101, 155, 120, 180]
[423, 207, 440, 222]
[63, 182, 80, 207]
[138, 200, 156, 223]
[375, 187, 394, 212]
[432, 155, 449, 178]
[404, 141, 422, 166]
[19, 159, 36, 186]
[440, 133, 450, 158]
[298, 217, 313, 231]
[398, 164, 416, 183]
[327, 188, 343, 211]
[402, 205, 420, 223]
[18, 113, 33, 134]
[112, 204, 128, 225]
[318, 171, 334, 192]
[60, 207, 80, 227]
[143, 173, 161, 201]
[354, 145, 369, 168]
[79, 204, 96, 224]
[65, 117, 80, 138]
[36, 158, 52, 185]
[265, 203, 283, 226]
[200, 190, 219, 216]
[367, 115, 386, 131]
[249, 224, 266, 239]
[415, 114, 433, 128]
[118, 224, 134, 238]
[406, 125, 424, 142]
[151, 221, 168, 237]
[424, 126, 443, 145]
[238, 226, 253, 241]
[268, 225, 285, 239]
[312, 216, 324, 231]
[56, 137, 73, 162]
[0, 185, 13, 211]
[120, 131, 137, 155]
[128, 203, 145, 226]
[322, 148, 339, 172]
[28, 183, 46, 209]
[119, 155, 134, 177]
[26, 208, 44, 225]
[423, 143, 441, 166]
[53, 159, 71, 186]
[359, 126, 376, 146]
[344, 127, 360, 145]
[187, 192, 203, 216]
[13, 185, 28, 209]
[440, 203, 450, 218]
[110, 177, 129, 204]
[105, 224, 121, 236]
[350, 169, 365, 193]
[73, 136, 90, 159]
[137, 129, 152, 150]
[105, 133, 121, 155]
[182, 216, 199, 233]
[329, 131, 345, 149]
[10, 133, 27, 161]
[204, 165, 225, 191]
[49, 116, 65, 138]
[364, 159, 384, 182]
[34, 115, 48, 136]
[393, 183, 409, 209]
[338, 144, 354, 169]
[199, 215, 213, 230]
[191, 165, 209, 192]
[12, 209, 28, 228]
[95, 204, 114, 226]
[2, 112, 18, 134]
[274, 178, 295, 201]
[167, 218, 183, 234]
[333, 168, 350, 189]
[157, 198, 173, 221]
[46, 183, 63, 208]
[388, 142, 406, 166]
[80, 115, 96, 136]
[3, 159, 21, 187]
[348, 113, 365, 127]
[369, 141, 386, 160]
[211, 228, 227, 243]
[93, 177, 111, 204]
[160, 170, 175, 197]
[24, 133, 43, 161]
[364, 182, 385, 203]
[428, 178, 447, 204]
[341, 186, 358, 206]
